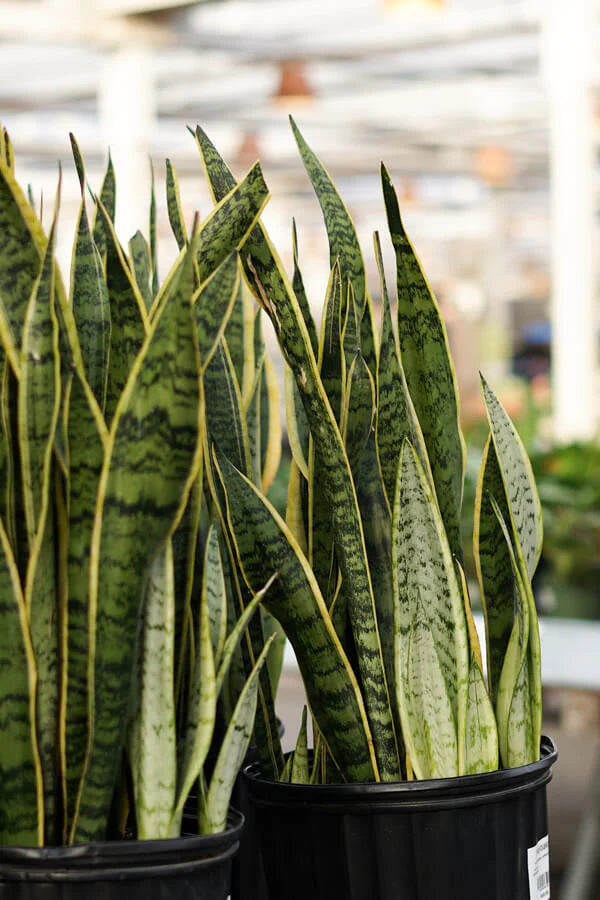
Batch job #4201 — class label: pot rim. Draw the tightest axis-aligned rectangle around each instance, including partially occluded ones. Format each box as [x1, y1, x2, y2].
[243, 735, 557, 814]
[0, 808, 244, 873]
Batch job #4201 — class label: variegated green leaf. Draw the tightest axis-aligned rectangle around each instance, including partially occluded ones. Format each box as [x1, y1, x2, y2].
[246, 349, 265, 486]
[223, 272, 245, 392]
[374, 230, 430, 513]
[18, 210, 61, 839]
[406, 600, 458, 779]
[149, 160, 158, 299]
[291, 218, 318, 354]
[290, 706, 309, 784]
[360, 293, 378, 380]
[481, 376, 543, 579]
[202, 523, 227, 666]
[382, 164, 465, 562]
[18, 214, 60, 546]
[196, 129, 399, 778]
[318, 261, 345, 425]
[64, 370, 106, 830]
[290, 117, 367, 311]
[70, 177, 111, 412]
[203, 339, 251, 478]
[0, 155, 46, 365]
[215, 576, 274, 694]
[0, 516, 43, 846]
[98, 202, 149, 424]
[166, 159, 188, 251]
[91, 152, 115, 261]
[128, 542, 177, 839]
[490, 498, 535, 768]
[284, 365, 310, 480]
[473, 435, 514, 703]
[203, 634, 275, 833]
[464, 658, 498, 775]
[128, 230, 152, 312]
[286, 458, 307, 556]
[196, 162, 269, 284]
[171, 534, 216, 836]
[194, 251, 240, 372]
[341, 351, 374, 483]
[72, 234, 201, 843]
[215, 451, 378, 783]
[392, 442, 469, 776]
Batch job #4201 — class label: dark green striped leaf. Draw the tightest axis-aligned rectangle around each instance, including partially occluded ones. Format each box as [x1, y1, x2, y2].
[473, 435, 514, 704]
[194, 252, 240, 373]
[341, 352, 374, 485]
[490, 499, 535, 767]
[382, 164, 465, 562]
[291, 218, 318, 354]
[215, 452, 377, 783]
[203, 339, 251, 478]
[196, 162, 269, 284]
[374, 230, 430, 513]
[128, 230, 152, 312]
[0, 156, 45, 360]
[464, 657, 498, 775]
[481, 376, 543, 579]
[290, 117, 367, 311]
[91, 153, 115, 260]
[0, 517, 42, 846]
[64, 371, 106, 830]
[18, 215, 60, 545]
[70, 188, 111, 412]
[72, 236, 201, 843]
[99, 203, 149, 424]
[149, 159, 159, 299]
[166, 159, 187, 251]
[195, 129, 398, 777]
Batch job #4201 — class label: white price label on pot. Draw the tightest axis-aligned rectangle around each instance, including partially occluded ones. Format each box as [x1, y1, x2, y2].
[528, 835, 550, 899]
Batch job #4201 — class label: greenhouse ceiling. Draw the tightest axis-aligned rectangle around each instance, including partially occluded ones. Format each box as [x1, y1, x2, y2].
[1, 0, 596, 186]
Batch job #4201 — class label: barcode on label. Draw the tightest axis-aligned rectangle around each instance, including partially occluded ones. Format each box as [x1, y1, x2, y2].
[528, 835, 550, 899]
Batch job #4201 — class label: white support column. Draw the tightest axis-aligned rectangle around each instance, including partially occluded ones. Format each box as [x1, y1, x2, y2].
[99, 41, 156, 245]
[543, 0, 598, 442]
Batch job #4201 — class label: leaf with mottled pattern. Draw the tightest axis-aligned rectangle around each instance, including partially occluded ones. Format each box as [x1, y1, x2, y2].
[91, 153, 115, 261]
[473, 434, 514, 703]
[215, 451, 378, 783]
[166, 159, 188, 251]
[481, 376, 543, 579]
[382, 164, 465, 562]
[71, 232, 201, 843]
[128, 542, 177, 839]
[0, 516, 43, 846]
[392, 442, 469, 777]
[128, 230, 152, 311]
[290, 117, 367, 312]
[203, 635, 275, 833]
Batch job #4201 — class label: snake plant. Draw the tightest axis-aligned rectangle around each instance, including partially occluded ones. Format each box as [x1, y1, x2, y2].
[0, 125, 282, 847]
[197, 118, 543, 784]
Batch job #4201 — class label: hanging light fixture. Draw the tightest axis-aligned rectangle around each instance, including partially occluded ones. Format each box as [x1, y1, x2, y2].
[474, 145, 514, 187]
[274, 60, 315, 107]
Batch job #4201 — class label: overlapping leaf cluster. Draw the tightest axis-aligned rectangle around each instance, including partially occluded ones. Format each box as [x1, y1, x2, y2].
[199, 119, 544, 785]
[0, 127, 283, 847]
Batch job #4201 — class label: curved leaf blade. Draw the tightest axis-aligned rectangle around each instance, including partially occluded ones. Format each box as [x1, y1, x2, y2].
[382, 164, 465, 561]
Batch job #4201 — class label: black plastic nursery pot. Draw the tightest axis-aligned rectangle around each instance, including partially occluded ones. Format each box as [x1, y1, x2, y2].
[0, 809, 243, 900]
[243, 736, 558, 900]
